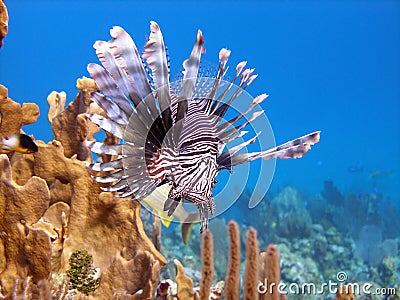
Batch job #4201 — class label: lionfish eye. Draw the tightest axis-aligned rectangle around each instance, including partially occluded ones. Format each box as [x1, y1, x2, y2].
[198, 159, 207, 168]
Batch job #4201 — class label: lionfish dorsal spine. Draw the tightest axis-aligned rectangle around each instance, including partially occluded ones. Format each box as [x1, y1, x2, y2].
[108, 26, 153, 102]
[143, 21, 172, 134]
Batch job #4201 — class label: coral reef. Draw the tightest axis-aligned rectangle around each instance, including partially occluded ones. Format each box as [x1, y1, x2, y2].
[278, 242, 322, 288]
[309, 180, 400, 241]
[379, 256, 398, 286]
[0, 85, 39, 149]
[243, 227, 259, 299]
[261, 244, 281, 300]
[200, 230, 214, 299]
[1, 78, 398, 299]
[232, 183, 400, 296]
[174, 259, 196, 299]
[97, 250, 161, 299]
[0, 85, 166, 298]
[208, 218, 229, 279]
[321, 180, 345, 206]
[0, 154, 51, 294]
[46, 78, 100, 161]
[333, 285, 354, 300]
[67, 249, 100, 295]
[270, 187, 313, 239]
[386, 285, 399, 300]
[354, 224, 398, 268]
[224, 221, 241, 299]
[157, 221, 287, 300]
[1, 12, 398, 300]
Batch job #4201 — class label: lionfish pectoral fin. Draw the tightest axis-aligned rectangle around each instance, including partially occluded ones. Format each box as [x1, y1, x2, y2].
[261, 131, 321, 160]
[207, 198, 216, 216]
[219, 131, 321, 169]
[196, 203, 209, 234]
[163, 197, 181, 217]
[180, 212, 200, 244]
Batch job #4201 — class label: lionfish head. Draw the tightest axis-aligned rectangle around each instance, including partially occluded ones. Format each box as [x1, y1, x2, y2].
[85, 21, 320, 235]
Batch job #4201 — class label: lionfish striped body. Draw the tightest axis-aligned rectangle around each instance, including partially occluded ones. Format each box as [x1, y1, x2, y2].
[86, 22, 320, 233]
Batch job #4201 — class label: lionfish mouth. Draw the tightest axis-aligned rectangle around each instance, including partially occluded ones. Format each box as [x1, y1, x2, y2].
[85, 21, 320, 235]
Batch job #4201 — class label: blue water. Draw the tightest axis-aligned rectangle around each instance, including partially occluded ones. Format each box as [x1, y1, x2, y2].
[1, 1, 398, 201]
[1, 2, 399, 223]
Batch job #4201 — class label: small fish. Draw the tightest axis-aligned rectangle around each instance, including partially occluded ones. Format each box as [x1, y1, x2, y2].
[368, 169, 393, 180]
[85, 22, 320, 234]
[0, 133, 38, 154]
[348, 161, 364, 173]
[143, 183, 200, 244]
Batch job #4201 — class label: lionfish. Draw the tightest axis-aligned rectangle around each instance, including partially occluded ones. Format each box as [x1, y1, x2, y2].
[85, 22, 320, 233]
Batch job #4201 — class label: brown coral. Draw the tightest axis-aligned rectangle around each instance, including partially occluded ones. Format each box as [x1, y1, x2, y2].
[200, 230, 214, 299]
[0, 85, 167, 299]
[0, 154, 51, 295]
[224, 220, 241, 299]
[99, 131, 120, 163]
[33, 140, 166, 278]
[0, 0, 7, 48]
[175, 259, 196, 300]
[97, 250, 161, 299]
[10, 152, 35, 185]
[261, 244, 281, 300]
[0, 85, 39, 152]
[333, 285, 355, 300]
[46, 77, 117, 164]
[47, 77, 99, 161]
[243, 227, 260, 300]
[1, 80, 296, 300]
[47, 91, 66, 123]
[166, 221, 287, 300]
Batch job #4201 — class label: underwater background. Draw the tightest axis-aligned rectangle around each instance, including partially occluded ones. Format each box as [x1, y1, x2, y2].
[0, 0, 399, 299]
